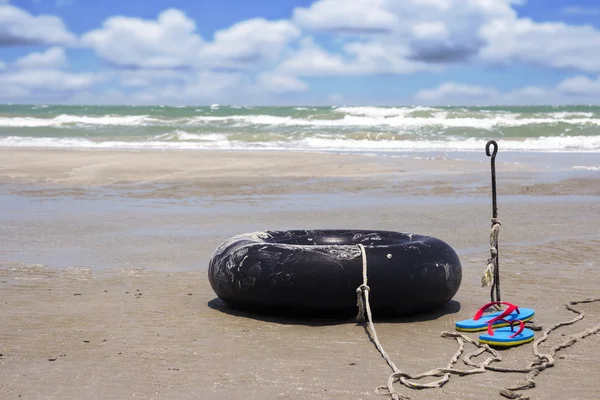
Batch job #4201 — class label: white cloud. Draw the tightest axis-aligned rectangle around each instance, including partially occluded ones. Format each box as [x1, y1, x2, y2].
[480, 19, 600, 72]
[276, 37, 436, 77]
[293, 0, 398, 34]
[0, 69, 97, 90]
[200, 18, 299, 68]
[82, 10, 299, 70]
[6, 1, 600, 105]
[82, 9, 203, 68]
[276, 38, 349, 76]
[414, 75, 600, 105]
[0, 4, 75, 46]
[0, 10, 305, 104]
[556, 75, 600, 95]
[291, 0, 517, 65]
[415, 82, 500, 103]
[256, 72, 307, 93]
[104, 70, 248, 105]
[412, 22, 448, 39]
[116, 69, 187, 88]
[562, 6, 600, 16]
[0, 47, 104, 102]
[134, 71, 248, 104]
[506, 85, 551, 100]
[0, 69, 101, 101]
[287, 0, 600, 75]
[342, 41, 439, 73]
[14, 47, 67, 69]
[65, 68, 310, 105]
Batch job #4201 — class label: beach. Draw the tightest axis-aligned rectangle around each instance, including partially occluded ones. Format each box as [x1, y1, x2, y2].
[1, 148, 599, 399]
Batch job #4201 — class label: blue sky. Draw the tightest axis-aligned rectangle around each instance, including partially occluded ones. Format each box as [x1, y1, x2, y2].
[2, 0, 600, 105]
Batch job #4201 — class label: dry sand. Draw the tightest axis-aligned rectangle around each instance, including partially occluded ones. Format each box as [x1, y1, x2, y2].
[1, 148, 599, 399]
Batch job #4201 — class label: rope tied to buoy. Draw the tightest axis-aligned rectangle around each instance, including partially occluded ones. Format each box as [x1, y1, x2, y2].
[355, 244, 600, 399]
[355, 243, 467, 400]
[355, 243, 370, 323]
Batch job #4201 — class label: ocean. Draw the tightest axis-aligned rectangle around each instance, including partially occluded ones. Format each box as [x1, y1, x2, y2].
[1, 104, 600, 159]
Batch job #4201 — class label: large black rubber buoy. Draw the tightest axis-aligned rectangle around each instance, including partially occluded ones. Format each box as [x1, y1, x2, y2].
[208, 230, 462, 318]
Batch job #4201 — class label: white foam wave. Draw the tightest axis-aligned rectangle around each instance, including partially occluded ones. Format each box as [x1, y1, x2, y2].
[1, 135, 598, 152]
[153, 131, 228, 141]
[3, 112, 600, 129]
[572, 166, 600, 171]
[334, 106, 436, 117]
[186, 114, 600, 129]
[336, 106, 600, 122]
[0, 137, 235, 150]
[0, 114, 161, 127]
[549, 112, 595, 119]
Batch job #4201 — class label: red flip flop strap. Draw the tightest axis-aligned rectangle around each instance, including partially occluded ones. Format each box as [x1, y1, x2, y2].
[509, 320, 525, 338]
[473, 301, 518, 321]
[486, 318, 525, 338]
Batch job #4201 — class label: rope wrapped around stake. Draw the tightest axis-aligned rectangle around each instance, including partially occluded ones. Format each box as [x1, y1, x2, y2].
[482, 217, 502, 305]
[354, 243, 600, 399]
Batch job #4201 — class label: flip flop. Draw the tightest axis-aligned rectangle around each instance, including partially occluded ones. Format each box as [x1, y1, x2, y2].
[455, 301, 535, 332]
[478, 318, 535, 347]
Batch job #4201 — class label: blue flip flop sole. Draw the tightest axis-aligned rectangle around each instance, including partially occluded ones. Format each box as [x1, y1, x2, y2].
[455, 308, 535, 332]
[478, 326, 535, 347]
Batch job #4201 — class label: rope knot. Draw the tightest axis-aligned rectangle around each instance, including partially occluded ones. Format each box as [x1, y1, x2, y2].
[356, 284, 370, 294]
[491, 218, 501, 226]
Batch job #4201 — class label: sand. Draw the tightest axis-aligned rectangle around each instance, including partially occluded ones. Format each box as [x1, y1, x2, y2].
[1, 148, 599, 399]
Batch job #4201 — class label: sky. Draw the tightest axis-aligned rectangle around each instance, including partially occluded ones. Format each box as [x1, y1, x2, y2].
[2, 0, 600, 105]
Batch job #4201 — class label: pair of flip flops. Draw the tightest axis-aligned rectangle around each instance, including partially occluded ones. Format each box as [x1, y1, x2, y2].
[455, 301, 535, 347]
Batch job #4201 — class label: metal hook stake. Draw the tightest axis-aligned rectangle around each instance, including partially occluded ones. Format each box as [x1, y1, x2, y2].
[485, 140, 501, 304]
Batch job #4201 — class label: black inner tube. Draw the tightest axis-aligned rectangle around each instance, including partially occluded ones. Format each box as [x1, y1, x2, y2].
[208, 230, 462, 318]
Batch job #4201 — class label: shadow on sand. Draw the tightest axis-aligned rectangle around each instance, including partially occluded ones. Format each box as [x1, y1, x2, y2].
[207, 297, 461, 327]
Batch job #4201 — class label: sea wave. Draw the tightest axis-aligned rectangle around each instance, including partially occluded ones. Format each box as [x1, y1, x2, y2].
[4, 111, 600, 129]
[153, 131, 228, 141]
[0, 114, 162, 127]
[334, 106, 436, 117]
[184, 114, 600, 129]
[1, 135, 598, 152]
[547, 112, 595, 119]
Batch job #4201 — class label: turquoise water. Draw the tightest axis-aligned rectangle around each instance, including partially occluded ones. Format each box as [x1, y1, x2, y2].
[1, 104, 600, 153]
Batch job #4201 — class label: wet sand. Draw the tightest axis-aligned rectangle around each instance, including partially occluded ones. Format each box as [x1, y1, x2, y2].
[1, 148, 599, 399]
